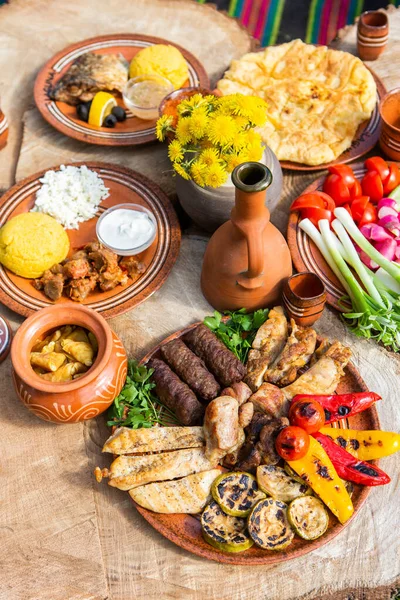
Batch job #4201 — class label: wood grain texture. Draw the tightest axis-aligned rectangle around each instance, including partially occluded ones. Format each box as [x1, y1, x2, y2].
[0, 2, 400, 599]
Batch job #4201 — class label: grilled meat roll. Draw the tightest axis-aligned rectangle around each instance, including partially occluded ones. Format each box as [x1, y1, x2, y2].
[147, 358, 204, 426]
[184, 324, 246, 387]
[160, 338, 220, 402]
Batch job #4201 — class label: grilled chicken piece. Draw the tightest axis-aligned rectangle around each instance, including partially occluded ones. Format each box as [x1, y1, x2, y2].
[94, 448, 216, 491]
[102, 426, 205, 455]
[265, 320, 317, 386]
[98, 267, 128, 291]
[282, 341, 352, 400]
[245, 412, 273, 440]
[68, 275, 97, 301]
[250, 382, 288, 418]
[63, 258, 90, 280]
[238, 402, 254, 428]
[222, 428, 246, 468]
[119, 256, 147, 279]
[235, 440, 262, 473]
[50, 52, 129, 105]
[221, 381, 252, 406]
[245, 306, 288, 391]
[129, 469, 221, 514]
[256, 417, 289, 465]
[204, 396, 239, 464]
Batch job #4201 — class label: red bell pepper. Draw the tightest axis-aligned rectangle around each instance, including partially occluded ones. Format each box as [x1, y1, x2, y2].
[291, 392, 381, 424]
[313, 432, 390, 486]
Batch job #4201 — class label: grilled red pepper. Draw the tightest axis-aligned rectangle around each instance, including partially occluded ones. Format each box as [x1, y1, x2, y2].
[291, 392, 381, 424]
[313, 432, 390, 486]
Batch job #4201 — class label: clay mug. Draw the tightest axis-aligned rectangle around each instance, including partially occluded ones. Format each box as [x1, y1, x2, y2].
[11, 304, 127, 423]
[357, 11, 388, 61]
[283, 272, 326, 327]
[379, 88, 400, 160]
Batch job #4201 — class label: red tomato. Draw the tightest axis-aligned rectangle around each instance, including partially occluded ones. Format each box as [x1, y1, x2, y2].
[359, 202, 377, 227]
[361, 171, 383, 203]
[383, 163, 400, 195]
[351, 196, 370, 222]
[365, 156, 390, 182]
[323, 173, 351, 206]
[301, 207, 332, 227]
[350, 179, 362, 201]
[275, 426, 310, 461]
[291, 192, 334, 212]
[342, 204, 353, 217]
[289, 400, 325, 433]
[328, 164, 356, 189]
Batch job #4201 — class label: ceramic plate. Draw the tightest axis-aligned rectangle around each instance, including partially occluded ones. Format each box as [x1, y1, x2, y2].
[129, 322, 380, 565]
[34, 34, 209, 146]
[0, 162, 181, 319]
[0, 110, 8, 150]
[287, 161, 399, 310]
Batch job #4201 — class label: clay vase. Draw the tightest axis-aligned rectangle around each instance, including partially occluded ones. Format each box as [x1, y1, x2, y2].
[201, 162, 292, 311]
[11, 304, 127, 424]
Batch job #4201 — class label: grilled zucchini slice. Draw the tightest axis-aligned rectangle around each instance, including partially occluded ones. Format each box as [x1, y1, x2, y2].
[201, 501, 254, 553]
[212, 472, 266, 517]
[247, 498, 294, 550]
[257, 465, 312, 502]
[284, 463, 308, 485]
[288, 496, 329, 541]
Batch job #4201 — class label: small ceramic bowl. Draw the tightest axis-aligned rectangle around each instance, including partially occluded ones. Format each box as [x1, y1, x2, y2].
[283, 272, 326, 327]
[11, 304, 127, 423]
[357, 11, 389, 61]
[96, 203, 157, 256]
[379, 88, 400, 160]
[123, 74, 174, 120]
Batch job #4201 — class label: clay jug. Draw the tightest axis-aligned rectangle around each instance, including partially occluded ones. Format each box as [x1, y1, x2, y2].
[201, 162, 292, 311]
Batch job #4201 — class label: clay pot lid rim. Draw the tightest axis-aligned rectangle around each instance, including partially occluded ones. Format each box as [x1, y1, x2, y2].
[286, 271, 326, 301]
[11, 304, 113, 392]
[359, 10, 388, 28]
[379, 88, 400, 132]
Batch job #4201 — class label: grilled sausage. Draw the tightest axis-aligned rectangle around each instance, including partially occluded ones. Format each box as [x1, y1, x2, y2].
[184, 324, 246, 387]
[147, 358, 204, 426]
[160, 339, 220, 402]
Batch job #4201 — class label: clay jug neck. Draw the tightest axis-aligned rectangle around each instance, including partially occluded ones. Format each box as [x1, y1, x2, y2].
[231, 162, 272, 224]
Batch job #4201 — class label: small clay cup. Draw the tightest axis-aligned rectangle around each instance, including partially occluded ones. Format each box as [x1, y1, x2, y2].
[11, 304, 127, 423]
[357, 11, 388, 61]
[283, 272, 326, 327]
[0, 109, 8, 151]
[379, 88, 400, 160]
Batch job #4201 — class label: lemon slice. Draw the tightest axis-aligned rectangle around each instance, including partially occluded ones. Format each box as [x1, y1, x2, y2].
[88, 92, 117, 127]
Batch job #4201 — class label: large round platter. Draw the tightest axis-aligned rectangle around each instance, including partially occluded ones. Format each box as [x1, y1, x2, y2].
[280, 67, 385, 171]
[131, 322, 380, 565]
[0, 162, 180, 319]
[34, 34, 209, 146]
[287, 161, 399, 310]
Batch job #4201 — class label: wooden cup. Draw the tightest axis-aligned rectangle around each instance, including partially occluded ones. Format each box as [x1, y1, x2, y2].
[379, 88, 400, 160]
[357, 11, 388, 61]
[283, 272, 326, 327]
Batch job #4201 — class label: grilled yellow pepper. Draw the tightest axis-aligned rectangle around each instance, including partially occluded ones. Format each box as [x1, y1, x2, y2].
[287, 436, 353, 524]
[319, 428, 400, 461]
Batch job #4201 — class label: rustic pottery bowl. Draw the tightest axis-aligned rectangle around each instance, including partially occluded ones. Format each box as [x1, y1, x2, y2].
[379, 88, 400, 160]
[283, 272, 326, 327]
[357, 10, 388, 61]
[11, 304, 127, 423]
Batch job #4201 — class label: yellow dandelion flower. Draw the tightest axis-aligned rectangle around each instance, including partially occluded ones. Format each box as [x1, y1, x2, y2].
[191, 160, 207, 187]
[175, 117, 193, 145]
[246, 142, 263, 162]
[199, 147, 220, 167]
[168, 139, 184, 163]
[231, 131, 248, 151]
[204, 162, 228, 188]
[246, 130, 262, 146]
[234, 115, 248, 131]
[188, 108, 209, 139]
[156, 114, 174, 142]
[173, 162, 190, 180]
[225, 153, 247, 173]
[248, 105, 268, 127]
[178, 94, 214, 116]
[208, 114, 237, 147]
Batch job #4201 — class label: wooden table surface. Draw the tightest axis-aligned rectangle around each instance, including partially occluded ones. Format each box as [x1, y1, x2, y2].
[1, 2, 399, 599]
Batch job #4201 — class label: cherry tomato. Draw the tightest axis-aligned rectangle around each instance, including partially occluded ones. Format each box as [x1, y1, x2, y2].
[328, 164, 356, 189]
[342, 203, 353, 218]
[351, 196, 370, 222]
[350, 179, 362, 201]
[323, 173, 350, 206]
[383, 163, 400, 195]
[289, 400, 325, 433]
[275, 426, 310, 461]
[359, 202, 377, 227]
[365, 156, 390, 182]
[361, 171, 383, 203]
[291, 192, 335, 212]
[301, 207, 332, 227]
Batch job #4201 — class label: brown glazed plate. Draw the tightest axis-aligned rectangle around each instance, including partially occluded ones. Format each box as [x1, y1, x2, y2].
[127, 322, 380, 565]
[287, 161, 400, 310]
[0, 162, 181, 319]
[34, 34, 210, 146]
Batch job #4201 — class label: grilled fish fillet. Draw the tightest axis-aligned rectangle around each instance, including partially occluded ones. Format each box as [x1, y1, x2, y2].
[129, 469, 221, 514]
[94, 448, 216, 491]
[102, 426, 205, 455]
[50, 52, 129, 105]
[245, 306, 288, 391]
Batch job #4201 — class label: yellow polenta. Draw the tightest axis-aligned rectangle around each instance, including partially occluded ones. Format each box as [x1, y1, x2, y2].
[129, 45, 188, 90]
[0, 213, 69, 278]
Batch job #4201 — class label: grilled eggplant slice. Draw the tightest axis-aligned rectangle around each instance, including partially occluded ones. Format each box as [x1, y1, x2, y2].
[201, 500, 254, 553]
[248, 498, 294, 550]
[211, 472, 265, 517]
[288, 496, 329, 541]
[257, 465, 312, 503]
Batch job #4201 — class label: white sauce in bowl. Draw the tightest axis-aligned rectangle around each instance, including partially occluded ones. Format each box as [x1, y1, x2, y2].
[97, 208, 156, 254]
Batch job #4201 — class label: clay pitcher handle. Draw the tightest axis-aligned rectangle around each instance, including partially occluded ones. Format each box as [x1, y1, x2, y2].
[231, 162, 272, 290]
